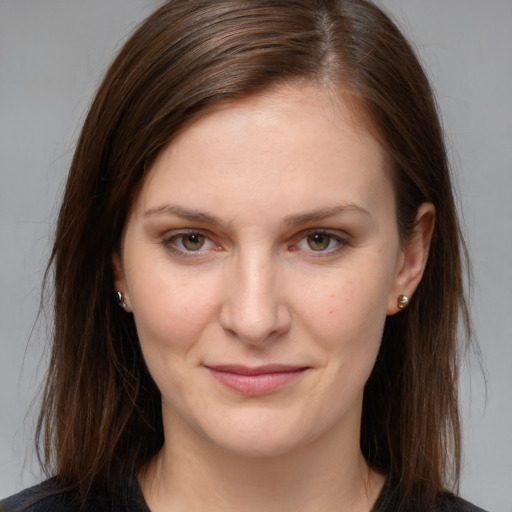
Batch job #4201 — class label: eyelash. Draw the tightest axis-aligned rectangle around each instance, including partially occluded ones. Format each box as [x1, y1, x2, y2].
[160, 229, 349, 258]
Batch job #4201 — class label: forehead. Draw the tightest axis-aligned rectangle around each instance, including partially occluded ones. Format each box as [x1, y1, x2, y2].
[134, 84, 392, 221]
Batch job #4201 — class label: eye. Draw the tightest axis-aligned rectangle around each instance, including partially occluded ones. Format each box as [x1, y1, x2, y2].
[162, 231, 219, 255]
[306, 233, 333, 251]
[292, 230, 348, 255]
[181, 233, 206, 251]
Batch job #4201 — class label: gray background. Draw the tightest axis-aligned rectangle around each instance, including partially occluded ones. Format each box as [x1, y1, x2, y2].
[1, 1, 510, 510]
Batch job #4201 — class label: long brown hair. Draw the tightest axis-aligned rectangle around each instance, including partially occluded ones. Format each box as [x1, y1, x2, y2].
[37, 0, 470, 509]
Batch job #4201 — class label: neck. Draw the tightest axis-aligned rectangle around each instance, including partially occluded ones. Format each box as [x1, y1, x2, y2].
[140, 411, 385, 512]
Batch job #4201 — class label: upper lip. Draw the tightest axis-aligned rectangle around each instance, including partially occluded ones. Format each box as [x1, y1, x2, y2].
[205, 364, 308, 376]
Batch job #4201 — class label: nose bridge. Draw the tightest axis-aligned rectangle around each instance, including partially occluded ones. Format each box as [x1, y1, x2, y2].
[220, 247, 289, 343]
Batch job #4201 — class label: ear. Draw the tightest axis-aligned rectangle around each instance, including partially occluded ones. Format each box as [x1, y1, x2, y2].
[387, 202, 435, 315]
[112, 252, 132, 312]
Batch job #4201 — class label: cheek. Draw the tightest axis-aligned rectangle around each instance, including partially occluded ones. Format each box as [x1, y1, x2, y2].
[126, 260, 221, 354]
[127, 266, 223, 407]
[299, 273, 389, 336]
[292, 261, 392, 371]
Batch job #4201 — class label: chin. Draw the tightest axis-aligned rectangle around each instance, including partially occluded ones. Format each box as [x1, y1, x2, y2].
[197, 409, 317, 459]
[212, 431, 303, 459]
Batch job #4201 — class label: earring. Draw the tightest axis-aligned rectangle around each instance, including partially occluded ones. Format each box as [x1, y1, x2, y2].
[115, 291, 128, 310]
[397, 294, 410, 310]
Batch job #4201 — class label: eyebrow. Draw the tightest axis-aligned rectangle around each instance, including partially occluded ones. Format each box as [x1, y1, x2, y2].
[283, 204, 370, 227]
[144, 203, 228, 227]
[143, 202, 369, 227]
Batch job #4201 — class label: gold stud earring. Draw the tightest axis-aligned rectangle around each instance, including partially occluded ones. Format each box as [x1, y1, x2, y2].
[397, 295, 410, 310]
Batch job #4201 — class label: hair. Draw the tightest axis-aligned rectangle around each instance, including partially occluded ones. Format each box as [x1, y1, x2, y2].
[37, 0, 470, 509]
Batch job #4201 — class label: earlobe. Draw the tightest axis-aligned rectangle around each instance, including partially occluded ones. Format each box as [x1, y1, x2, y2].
[112, 252, 132, 312]
[387, 202, 435, 315]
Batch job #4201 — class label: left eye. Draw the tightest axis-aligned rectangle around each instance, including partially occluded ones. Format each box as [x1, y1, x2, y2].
[306, 233, 332, 251]
[296, 232, 344, 252]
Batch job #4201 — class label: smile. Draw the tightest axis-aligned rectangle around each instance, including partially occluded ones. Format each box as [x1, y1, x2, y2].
[205, 364, 309, 396]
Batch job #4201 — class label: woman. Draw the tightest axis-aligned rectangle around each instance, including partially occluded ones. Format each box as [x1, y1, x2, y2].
[1, 0, 486, 511]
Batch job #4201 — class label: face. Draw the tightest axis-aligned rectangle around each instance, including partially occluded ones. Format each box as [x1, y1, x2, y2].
[114, 85, 430, 458]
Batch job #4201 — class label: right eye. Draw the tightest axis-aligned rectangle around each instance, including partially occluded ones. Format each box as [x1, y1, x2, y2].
[179, 233, 207, 251]
[162, 231, 219, 256]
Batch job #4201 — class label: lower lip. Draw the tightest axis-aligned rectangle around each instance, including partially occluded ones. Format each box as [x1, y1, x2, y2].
[208, 368, 307, 395]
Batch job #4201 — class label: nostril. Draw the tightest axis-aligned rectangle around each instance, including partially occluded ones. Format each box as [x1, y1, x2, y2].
[219, 299, 292, 345]
[223, 327, 238, 338]
[218, 260, 292, 344]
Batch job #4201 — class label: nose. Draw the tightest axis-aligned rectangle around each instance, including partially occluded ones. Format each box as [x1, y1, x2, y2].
[219, 251, 291, 345]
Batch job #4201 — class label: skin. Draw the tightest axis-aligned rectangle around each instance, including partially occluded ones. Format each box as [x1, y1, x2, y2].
[113, 84, 435, 512]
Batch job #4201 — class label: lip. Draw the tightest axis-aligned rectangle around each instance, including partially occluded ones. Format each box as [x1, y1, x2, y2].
[205, 364, 309, 395]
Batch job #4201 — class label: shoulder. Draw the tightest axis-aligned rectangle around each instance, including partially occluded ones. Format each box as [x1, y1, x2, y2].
[0, 476, 150, 512]
[0, 479, 76, 512]
[374, 480, 489, 512]
[435, 492, 489, 512]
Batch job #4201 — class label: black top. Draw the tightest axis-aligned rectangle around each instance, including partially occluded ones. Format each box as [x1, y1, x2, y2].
[1, 476, 488, 512]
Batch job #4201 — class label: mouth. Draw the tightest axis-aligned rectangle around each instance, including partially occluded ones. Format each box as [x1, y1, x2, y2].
[205, 364, 309, 396]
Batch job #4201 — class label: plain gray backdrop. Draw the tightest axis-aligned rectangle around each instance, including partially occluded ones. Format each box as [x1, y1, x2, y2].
[1, 1, 511, 510]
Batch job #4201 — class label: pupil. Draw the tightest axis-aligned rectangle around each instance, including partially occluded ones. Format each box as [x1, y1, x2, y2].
[184, 234, 204, 250]
[308, 233, 329, 250]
